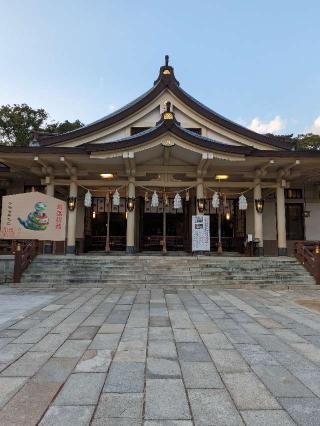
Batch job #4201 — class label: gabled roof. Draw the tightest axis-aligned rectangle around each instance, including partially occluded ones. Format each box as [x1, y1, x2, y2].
[37, 57, 292, 151]
[83, 109, 254, 155]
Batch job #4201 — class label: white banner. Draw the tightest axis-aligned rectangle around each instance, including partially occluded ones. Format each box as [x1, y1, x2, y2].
[192, 215, 210, 251]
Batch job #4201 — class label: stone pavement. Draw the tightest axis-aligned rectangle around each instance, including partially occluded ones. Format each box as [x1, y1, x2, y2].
[0, 286, 320, 425]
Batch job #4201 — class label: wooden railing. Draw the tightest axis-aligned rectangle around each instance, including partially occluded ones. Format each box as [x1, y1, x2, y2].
[294, 241, 320, 284]
[85, 235, 126, 251]
[13, 240, 39, 283]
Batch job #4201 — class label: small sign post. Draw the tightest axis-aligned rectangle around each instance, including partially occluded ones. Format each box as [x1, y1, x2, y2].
[192, 215, 210, 252]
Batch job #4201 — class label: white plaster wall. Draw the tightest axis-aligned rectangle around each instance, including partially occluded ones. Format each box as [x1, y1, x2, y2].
[305, 202, 320, 240]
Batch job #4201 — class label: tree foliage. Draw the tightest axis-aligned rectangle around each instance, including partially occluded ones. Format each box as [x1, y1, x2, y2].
[0, 104, 83, 146]
[0, 104, 48, 146]
[266, 132, 320, 150]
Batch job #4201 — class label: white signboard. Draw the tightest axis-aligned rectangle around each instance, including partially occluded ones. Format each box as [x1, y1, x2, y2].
[192, 215, 210, 252]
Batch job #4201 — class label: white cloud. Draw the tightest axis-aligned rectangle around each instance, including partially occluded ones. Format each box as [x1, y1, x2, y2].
[248, 115, 285, 134]
[107, 104, 116, 112]
[307, 116, 320, 134]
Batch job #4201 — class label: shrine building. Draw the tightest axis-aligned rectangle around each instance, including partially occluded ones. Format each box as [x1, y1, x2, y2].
[1, 56, 320, 256]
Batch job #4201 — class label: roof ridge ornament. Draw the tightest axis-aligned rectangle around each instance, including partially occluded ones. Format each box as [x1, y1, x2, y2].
[153, 55, 180, 86]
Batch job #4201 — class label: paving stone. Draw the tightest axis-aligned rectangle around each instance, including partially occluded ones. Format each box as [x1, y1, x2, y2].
[1, 351, 51, 377]
[89, 333, 120, 350]
[106, 310, 131, 324]
[222, 372, 280, 410]
[176, 342, 211, 362]
[145, 379, 191, 420]
[252, 364, 314, 397]
[290, 367, 320, 397]
[148, 341, 177, 359]
[209, 349, 250, 373]
[188, 389, 244, 426]
[30, 333, 68, 353]
[279, 397, 320, 426]
[54, 372, 105, 405]
[0, 343, 32, 363]
[91, 418, 142, 426]
[173, 328, 200, 342]
[12, 327, 52, 344]
[69, 326, 99, 340]
[0, 329, 24, 338]
[181, 361, 223, 388]
[149, 327, 173, 340]
[94, 392, 143, 419]
[144, 422, 192, 426]
[147, 358, 181, 379]
[290, 342, 320, 363]
[150, 317, 171, 327]
[114, 342, 146, 362]
[54, 339, 91, 358]
[0, 377, 27, 409]
[104, 362, 145, 392]
[193, 322, 219, 334]
[40, 405, 95, 426]
[34, 357, 78, 384]
[240, 409, 295, 426]
[99, 324, 125, 334]
[75, 349, 112, 372]
[234, 344, 280, 366]
[201, 332, 234, 350]
[41, 304, 64, 312]
[0, 338, 12, 349]
[0, 380, 61, 426]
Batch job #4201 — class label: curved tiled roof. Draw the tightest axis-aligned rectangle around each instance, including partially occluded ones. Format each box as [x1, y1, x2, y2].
[37, 59, 291, 150]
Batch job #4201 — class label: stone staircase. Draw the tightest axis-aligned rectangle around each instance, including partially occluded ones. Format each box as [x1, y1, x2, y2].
[16, 255, 318, 289]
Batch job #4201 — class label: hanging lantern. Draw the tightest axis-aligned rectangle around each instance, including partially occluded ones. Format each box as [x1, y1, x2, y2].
[145, 191, 149, 202]
[225, 210, 231, 221]
[197, 198, 205, 213]
[164, 194, 169, 207]
[67, 197, 77, 211]
[84, 190, 92, 208]
[185, 190, 190, 202]
[105, 191, 110, 205]
[92, 210, 96, 219]
[238, 194, 248, 210]
[173, 193, 182, 209]
[212, 192, 220, 209]
[151, 191, 159, 208]
[113, 190, 120, 206]
[127, 197, 135, 212]
[255, 198, 264, 214]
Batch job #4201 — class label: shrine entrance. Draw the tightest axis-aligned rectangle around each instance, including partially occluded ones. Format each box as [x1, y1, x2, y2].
[84, 197, 127, 252]
[141, 198, 190, 252]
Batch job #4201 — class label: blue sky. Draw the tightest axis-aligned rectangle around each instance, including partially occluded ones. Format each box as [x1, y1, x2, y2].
[1, 0, 320, 135]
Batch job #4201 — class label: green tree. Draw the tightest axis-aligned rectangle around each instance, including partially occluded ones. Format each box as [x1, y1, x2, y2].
[295, 133, 320, 150]
[0, 104, 48, 146]
[0, 104, 84, 146]
[44, 119, 84, 134]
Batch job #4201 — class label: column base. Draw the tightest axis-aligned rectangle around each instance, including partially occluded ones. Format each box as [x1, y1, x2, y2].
[278, 247, 287, 256]
[126, 246, 136, 254]
[66, 245, 76, 255]
[256, 247, 264, 256]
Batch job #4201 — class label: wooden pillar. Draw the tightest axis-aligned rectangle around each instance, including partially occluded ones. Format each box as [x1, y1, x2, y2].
[253, 178, 264, 255]
[126, 177, 136, 253]
[66, 178, 78, 254]
[276, 180, 287, 255]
